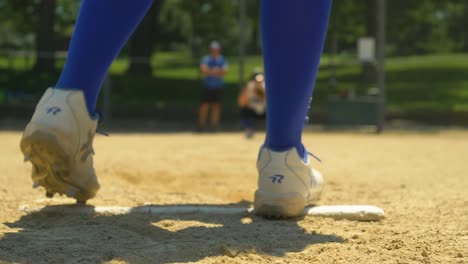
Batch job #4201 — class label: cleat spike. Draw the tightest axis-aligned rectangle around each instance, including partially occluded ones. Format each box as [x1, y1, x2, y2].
[76, 200, 87, 206]
[24, 155, 30, 162]
[32, 182, 40, 188]
[45, 191, 54, 198]
[32, 170, 48, 181]
[66, 188, 76, 198]
[53, 164, 60, 171]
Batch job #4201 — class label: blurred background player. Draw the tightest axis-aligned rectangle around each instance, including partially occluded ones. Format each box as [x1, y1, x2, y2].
[20, 0, 332, 218]
[198, 41, 228, 132]
[238, 70, 266, 138]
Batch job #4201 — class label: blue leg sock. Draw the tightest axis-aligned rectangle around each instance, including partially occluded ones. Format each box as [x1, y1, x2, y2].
[56, 0, 153, 114]
[261, 0, 332, 159]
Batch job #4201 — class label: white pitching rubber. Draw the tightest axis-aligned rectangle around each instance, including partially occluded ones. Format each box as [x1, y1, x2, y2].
[19, 204, 384, 221]
[305, 205, 385, 221]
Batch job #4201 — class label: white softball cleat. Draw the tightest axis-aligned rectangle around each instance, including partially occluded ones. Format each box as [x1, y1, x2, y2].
[254, 146, 323, 218]
[20, 88, 100, 204]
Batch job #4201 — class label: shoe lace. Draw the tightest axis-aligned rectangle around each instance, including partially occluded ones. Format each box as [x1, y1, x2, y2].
[95, 112, 109, 137]
[308, 151, 322, 163]
[80, 112, 108, 161]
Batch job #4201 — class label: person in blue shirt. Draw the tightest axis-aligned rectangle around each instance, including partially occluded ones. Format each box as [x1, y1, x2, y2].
[20, 0, 332, 218]
[198, 41, 228, 132]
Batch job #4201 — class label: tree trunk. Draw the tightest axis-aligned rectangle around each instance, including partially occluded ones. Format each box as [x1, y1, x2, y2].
[128, 0, 164, 75]
[247, 0, 261, 54]
[34, 0, 56, 72]
[250, 12, 261, 54]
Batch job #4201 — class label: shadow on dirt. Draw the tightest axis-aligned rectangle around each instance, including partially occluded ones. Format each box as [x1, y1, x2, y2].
[1, 203, 344, 263]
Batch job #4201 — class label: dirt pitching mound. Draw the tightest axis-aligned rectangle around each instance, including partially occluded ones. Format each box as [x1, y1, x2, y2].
[0, 131, 467, 263]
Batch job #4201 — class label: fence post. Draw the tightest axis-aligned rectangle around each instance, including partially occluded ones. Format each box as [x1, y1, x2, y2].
[376, 0, 386, 133]
[239, 0, 246, 89]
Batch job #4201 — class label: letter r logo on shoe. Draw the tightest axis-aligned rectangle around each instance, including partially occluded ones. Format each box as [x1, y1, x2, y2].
[269, 175, 285, 183]
[46, 107, 61, 115]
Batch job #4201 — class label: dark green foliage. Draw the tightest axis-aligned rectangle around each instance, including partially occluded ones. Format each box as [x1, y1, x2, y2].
[1, 53, 468, 113]
[2, 0, 467, 57]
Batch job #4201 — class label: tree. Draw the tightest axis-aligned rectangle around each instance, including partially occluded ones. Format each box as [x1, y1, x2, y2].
[387, 0, 450, 55]
[328, 0, 367, 52]
[0, 1, 39, 51]
[246, 0, 261, 54]
[34, 0, 56, 72]
[446, 1, 468, 52]
[128, 0, 164, 74]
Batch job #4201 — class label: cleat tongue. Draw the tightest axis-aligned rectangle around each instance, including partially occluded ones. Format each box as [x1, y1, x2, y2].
[32, 182, 40, 188]
[45, 191, 54, 198]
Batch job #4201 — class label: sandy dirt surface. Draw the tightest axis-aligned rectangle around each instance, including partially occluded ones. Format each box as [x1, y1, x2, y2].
[0, 130, 467, 264]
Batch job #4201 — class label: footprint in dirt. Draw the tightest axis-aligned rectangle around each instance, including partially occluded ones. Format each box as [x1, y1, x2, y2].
[0, 203, 343, 263]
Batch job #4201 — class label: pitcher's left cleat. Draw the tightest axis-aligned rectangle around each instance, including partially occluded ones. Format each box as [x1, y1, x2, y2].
[254, 146, 323, 219]
[20, 88, 101, 204]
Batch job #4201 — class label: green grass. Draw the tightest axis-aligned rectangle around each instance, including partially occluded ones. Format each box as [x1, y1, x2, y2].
[1, 52, 468, 112]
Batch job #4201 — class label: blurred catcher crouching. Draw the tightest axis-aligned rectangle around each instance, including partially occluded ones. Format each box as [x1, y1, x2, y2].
[238, 70, 266, 138]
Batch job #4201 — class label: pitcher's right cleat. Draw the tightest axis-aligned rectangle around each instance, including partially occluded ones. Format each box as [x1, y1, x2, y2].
[20, 88, 100, 204]
[254, 146, 323, 219]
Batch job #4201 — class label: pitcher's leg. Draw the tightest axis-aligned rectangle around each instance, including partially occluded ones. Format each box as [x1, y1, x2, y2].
[261, 0, 332, 159]
[56, 0, 154, 114]
[254, 0, 332, 218]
